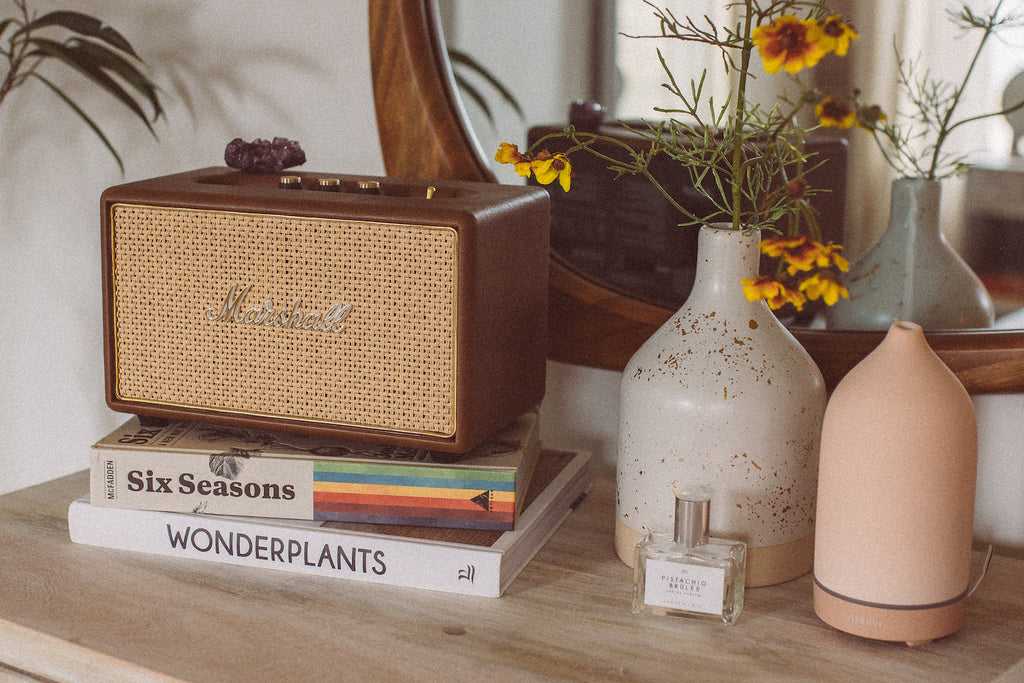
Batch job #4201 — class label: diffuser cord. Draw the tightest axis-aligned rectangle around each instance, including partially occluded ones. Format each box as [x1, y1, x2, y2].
[967, 545, 995, 598]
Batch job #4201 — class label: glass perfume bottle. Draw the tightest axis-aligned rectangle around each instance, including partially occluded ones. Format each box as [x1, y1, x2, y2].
[632, 490, 746, 624]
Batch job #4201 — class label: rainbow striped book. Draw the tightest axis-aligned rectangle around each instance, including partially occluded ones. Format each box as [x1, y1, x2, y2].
[89, 411, 538, 530]
[72, 449, 590, 597]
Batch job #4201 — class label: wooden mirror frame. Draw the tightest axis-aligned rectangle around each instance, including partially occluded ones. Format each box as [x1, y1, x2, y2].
[368, 0, 1024, 393]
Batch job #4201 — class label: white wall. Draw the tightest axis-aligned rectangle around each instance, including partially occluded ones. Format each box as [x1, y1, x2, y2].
[2, 1, 1020, 559]
[439, 0, 594, 186]
[0, 0, 384, 494]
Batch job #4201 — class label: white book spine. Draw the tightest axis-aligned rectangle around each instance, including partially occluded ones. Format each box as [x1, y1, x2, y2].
[91, 449, 314, 518]
[68, 500, 504, 597]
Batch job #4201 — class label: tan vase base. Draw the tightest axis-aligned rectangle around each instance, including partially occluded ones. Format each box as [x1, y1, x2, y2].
[615, 517, 813, 587]
[813, 581, 965, 646]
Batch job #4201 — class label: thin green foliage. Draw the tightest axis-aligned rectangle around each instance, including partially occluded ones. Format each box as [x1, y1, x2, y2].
[0, 1, 163, 173]
[527, 0, 833, 233]
[855, 0, 1024, 180]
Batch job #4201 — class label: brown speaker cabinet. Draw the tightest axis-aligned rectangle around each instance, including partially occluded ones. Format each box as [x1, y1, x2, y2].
[101, 167, 550, 452]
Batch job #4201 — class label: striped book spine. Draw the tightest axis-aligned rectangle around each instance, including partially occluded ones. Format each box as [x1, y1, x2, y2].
[314, 461, 515, 529]
[90, 411, 538, 530]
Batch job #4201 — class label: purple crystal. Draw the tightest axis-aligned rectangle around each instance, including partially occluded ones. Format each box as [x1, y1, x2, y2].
[224, 137, 306, 173]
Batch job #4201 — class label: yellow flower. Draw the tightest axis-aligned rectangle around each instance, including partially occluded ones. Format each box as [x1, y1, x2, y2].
[820, 15, 858, 56]
[495, 142, 534, 178]
[495, 142, 522, 165]
[815, 243, 849, 272]
[532, 152, 573, 192]
[761, 234, 818, 274]
[799, 270, 849, 306]
[741, 276, 806, 311]
[743, 275, 781, 302]
[772, 285, 807, 312]
[815, 97, 857, 128]
[761, 235, 845, 276]
[752, 15, 828, 75]
[760, 235, 807, 258]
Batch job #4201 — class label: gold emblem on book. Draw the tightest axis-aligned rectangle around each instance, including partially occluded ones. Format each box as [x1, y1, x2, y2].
[206, 283, 352, 333]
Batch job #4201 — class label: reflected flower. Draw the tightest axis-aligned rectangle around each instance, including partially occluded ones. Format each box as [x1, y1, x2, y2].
[753, 15, 828, 74]
[815, 97, 857, 128]
[799, 270, 849, 306]
[820, 15, 858, 56]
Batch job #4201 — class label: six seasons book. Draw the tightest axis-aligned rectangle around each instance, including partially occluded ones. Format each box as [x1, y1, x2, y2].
[70, 449, 590, 597]
[91, 411, 539, 530]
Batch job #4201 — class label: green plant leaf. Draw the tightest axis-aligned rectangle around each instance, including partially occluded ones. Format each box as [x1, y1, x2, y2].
[25, 37, 156, 134]
[69, 38, 163, 122]
[448, 49, 524, 120]
[14, 10, 139, 58]
[453, 72, 494, 126]
[30, 71, 125, 174]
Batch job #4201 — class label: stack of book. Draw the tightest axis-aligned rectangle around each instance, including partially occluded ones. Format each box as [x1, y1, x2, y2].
[69, 411, 589, 597]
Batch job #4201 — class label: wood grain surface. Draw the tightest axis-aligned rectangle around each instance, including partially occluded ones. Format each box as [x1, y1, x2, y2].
[1, 466, 1022, 681]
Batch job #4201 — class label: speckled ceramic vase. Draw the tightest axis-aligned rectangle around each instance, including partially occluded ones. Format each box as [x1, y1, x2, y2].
[813, 321, 977, 646]
[826, 178, 994, 330]
[615, 224, 827, 587]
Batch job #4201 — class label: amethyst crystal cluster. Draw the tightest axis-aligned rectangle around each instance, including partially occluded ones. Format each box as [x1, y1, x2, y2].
[224, 137, 306, 173]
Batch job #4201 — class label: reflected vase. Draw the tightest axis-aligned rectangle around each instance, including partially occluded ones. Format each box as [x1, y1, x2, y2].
[615, 224, 827, 587]
[827, 177, 994, 330]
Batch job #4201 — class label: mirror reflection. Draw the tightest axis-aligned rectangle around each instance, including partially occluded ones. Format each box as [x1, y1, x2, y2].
[438, 0, 1024, 330]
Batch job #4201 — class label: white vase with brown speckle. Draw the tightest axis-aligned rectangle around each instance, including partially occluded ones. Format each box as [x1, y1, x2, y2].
[615, 224, 827, 587]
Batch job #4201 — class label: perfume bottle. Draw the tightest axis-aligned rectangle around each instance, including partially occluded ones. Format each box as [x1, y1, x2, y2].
[632, 490, 746, 624]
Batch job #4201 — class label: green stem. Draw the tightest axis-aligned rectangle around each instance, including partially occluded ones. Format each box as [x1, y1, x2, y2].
[729, 1, 755, 230]
[926, 0, 1003, 179]
[639, 167, 704, 224]
[563, 129, 704, 224]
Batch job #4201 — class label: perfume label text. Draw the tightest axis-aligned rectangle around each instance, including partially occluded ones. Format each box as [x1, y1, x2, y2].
[644, 559, 726, 615]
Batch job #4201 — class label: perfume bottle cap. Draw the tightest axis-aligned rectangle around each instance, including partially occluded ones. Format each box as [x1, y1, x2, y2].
[674, 490, 711, 547]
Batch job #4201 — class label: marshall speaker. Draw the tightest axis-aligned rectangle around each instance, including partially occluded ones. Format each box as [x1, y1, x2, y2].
[101, 167, 550, 452]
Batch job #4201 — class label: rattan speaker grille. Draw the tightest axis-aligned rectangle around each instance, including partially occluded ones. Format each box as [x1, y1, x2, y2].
[110, 204, 458, 437]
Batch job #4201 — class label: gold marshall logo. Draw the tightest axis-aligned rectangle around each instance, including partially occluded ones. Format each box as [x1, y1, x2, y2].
[206, 283, 352, 333]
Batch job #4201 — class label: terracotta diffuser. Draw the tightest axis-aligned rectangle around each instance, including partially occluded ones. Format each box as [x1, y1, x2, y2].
[813, 321, 978, 646]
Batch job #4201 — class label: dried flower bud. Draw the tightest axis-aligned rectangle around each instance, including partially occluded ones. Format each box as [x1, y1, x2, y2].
[858, 105, 886, 127]
[786, 177, 809, 199]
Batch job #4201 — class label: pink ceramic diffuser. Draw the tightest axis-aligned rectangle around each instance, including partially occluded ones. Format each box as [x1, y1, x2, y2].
[813, 321, 978, 646]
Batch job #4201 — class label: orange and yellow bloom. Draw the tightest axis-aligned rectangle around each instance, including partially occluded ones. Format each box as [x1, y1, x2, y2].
[495, 143, 573, 191]
[742, 276, 807, 311]
[532, 151, 573, 192]
[799, 270, 849, 306]
[495, 142, 534, 178]
[815, 96, 857, 128]
[760, 235, 849, 275]
[753, 235, 849, 310]
[820, 15, 858, 56]
[753, 13, 856, 75]
[814, 243, 849, 272]
[752, 15, 828, 74]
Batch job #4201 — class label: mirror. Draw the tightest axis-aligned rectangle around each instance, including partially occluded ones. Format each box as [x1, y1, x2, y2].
[368, 0, 1024, 393]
